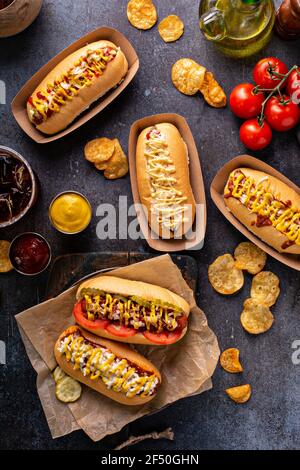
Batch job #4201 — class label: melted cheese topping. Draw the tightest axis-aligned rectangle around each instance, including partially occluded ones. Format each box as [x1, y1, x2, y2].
[227, 171, 300, 246]
[58, 333, 159, 398]
[145, 128, 188, 231]
[28, 46, 118, 125]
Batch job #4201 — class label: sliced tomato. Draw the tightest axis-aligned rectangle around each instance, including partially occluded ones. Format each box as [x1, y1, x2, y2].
[143, 329, 182, 345]
[177, 315, 188, 330]
[106, 323, 137, 338]
[73, 301, 109, 331]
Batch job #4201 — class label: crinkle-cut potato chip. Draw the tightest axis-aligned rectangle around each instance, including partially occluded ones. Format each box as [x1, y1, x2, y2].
[56, 376, 82, 403]
[234, 242, 267, 275]
[104, 139, 129, 180]
[199, 71, 227, 108]
[220, 348, 243, 373]
[127, 0, 157, 30]
[226, 384, 252, 404]
[240, 298, 274, 335]
[250, 271, 280, 307]
[84, 138, 115, 164]
[208, 254, 244, 295]
[158, 15, 184, 43]
[53, 366, 66, 384]
[0, 240, 13, 273]
[172, 59, 206, 96]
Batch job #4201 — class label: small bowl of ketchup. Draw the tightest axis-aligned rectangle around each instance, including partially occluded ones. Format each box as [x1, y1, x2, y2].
[9, 232, 51, 276]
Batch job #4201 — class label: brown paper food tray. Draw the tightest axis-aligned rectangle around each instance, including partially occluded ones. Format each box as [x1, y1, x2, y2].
[11, 27, 139, 144]
[210, 154, 300, 271]
[128, 114, 207, 252]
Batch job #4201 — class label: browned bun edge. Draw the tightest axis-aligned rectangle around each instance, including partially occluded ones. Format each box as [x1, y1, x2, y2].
[54, 326, 161, 406]
[224, 168, 300, 254]
[27, 41, 128, 135]
[76, 275, 190, 315]
[136, 122, 196, 238]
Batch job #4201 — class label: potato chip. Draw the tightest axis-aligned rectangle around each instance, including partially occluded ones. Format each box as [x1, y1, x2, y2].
[0, 240, 13, 273]
[84, 138, 115, 164]
[104, 139, 129, 180]
[158, 15, 184, 43]
[220, 348, 243, 373]
[172, 59, 206, 96]
[234, 242, 267, 275]
[127, 0, 157, 30]
[250, 271, 280, 307]
[56, 376, 82, 403]
[53, 366, 66, 384]
[199, 71, 227, 108]
[240, 298, 274, 334]
[208, 254, 244, 295]
[95, 161, 109, 171]
[226, 384, 252, 404]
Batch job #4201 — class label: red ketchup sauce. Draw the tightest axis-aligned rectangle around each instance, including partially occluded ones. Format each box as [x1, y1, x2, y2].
[10, 233, 51, 275]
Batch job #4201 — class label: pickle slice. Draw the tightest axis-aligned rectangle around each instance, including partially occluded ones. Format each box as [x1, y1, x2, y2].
[53, 366, 66, 383]
[56, 376, 82, 403]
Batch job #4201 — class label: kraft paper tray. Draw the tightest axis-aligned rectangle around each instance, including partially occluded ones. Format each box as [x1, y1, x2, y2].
[210, 154, 300, 271]
[11, 27, 139, 144]
[128, 113, 207, 252]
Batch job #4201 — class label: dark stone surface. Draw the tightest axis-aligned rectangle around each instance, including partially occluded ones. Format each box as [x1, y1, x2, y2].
[0, 0, 300, 450]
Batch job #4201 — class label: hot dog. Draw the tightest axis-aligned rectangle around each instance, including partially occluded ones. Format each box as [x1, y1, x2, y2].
[224, 168, 300, 254]
[73, 275, 190, 345]
[27, 40, 128, 135]
[54, 326, 161, 406]
[136, 123, 196, 238]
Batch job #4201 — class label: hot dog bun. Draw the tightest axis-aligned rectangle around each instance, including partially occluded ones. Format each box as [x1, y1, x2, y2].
[224, 168, 300, 254]
[74, 275, 190, 345]
[27, 41, 128, 135]
[136, 123, 196, 238]
[54, 326, 161, 406]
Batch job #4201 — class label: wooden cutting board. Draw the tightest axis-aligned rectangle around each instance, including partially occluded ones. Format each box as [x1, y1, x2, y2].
[46, 252, 198, 299]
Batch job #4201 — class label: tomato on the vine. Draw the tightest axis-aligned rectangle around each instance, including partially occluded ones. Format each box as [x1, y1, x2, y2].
[229, 83, 265, 119]
[286, 68, 300, 104]
[265, 95, 300, 132]
[253, 57, 288, 90]
[240, 119, 272, 151]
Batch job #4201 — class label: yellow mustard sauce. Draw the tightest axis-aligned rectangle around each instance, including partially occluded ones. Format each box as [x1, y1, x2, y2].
[49, 192, 92, 234]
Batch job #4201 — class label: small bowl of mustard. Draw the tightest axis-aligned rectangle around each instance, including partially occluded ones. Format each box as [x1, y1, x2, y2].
[49, 191, 92, 235]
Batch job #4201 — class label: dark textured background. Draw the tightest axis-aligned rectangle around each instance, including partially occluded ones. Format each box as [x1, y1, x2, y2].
[0, 0, 300, 450]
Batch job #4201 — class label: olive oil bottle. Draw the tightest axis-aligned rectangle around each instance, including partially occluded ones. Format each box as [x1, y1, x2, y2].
[199, 0, 275, 58]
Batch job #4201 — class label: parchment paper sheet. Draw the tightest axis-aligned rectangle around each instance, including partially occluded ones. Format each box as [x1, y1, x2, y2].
[16, 255, 220, 441]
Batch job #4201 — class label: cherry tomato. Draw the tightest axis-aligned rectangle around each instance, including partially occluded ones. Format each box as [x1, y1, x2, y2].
[253, 57, 288, 90]
[143, 329, 182, 345]
[240, 119, 272, 151]
[106, 324, 137, 337]
[229, 83, 264, 119]
[286, 68, 300, 105]
[265, 95, 300, 132]
[73, 301, 109, 330]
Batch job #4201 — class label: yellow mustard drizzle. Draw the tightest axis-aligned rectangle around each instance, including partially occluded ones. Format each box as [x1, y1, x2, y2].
[229, 172, 300, 246]
[84, 293, 181, 332]
[145, 129, 188, 231]
[28, 47, 117, 123]
[60, 334, 158, 397]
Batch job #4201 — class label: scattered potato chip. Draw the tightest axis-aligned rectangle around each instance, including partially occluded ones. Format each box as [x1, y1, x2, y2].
[208, 254, 244, 295]
[53, 366, 66, 384]
[127, 0, 157, 30]
[95, 161, 109, 171]
[240, 298, 274, 334]
[220, 348, 243, 373]
[199, 71, 227, 108]
[56, 376, 82, 403]
[234, 242, 267, 275]
[226, 384, 252, 404]
[172, 58, 206, 96]
[158, 15, 184, 43]
[104, 139, 129, 180]
[250, 271, 280, 307]
[0, 240, 13, 273]
[84, 138, 115, 164]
